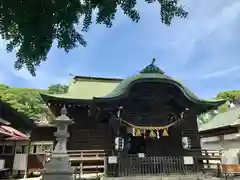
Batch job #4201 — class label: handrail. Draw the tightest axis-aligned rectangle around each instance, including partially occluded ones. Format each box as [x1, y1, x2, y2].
[69, 153, 106, 157]
[68, 149, 110, 153]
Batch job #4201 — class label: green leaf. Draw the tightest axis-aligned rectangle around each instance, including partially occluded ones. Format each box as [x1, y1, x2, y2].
[0, 0, 188, 75]
[0, 83, 68, 121]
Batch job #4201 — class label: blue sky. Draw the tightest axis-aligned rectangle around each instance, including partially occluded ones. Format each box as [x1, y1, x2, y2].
[0, 0, 240, 98]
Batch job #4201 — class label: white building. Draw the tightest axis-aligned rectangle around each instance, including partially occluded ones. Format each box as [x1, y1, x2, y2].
[199, 105, 240, 164]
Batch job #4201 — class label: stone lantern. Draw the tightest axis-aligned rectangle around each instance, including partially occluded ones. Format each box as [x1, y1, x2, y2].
[42, 106, 74, 180]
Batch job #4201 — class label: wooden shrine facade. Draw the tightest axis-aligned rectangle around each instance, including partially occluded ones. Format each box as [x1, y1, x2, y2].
[40, 59, 226, 177]
[44, 81, 204, 156]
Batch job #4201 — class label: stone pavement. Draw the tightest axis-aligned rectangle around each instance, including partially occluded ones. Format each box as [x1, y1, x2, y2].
[102, 175, 240, 180]
[102, 177, 237, 180]
[2, 177, 42, 180]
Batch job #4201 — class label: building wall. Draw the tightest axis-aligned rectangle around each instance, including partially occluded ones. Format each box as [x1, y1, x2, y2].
[30, 126, 56, 141]
[0, 130, 54, 172]
[67, 110, 113, 151]
[201, 134, 240, 164]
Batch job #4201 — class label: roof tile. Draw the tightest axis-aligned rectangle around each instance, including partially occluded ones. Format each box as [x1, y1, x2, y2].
[199, 106, 240, 131]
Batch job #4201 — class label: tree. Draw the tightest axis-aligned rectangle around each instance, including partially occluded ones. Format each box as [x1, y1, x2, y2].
[0, 83, 67, 121]
[0, 0, 188, 76]
[216, 90, 240, 113]
[48, 84, 68, 94]
[0, 84, 9, 90]
[197, 110, 218, 125]
[198, 90, 240, 124]
[0, 86, 47, 119]
[216, 90, 240, 101]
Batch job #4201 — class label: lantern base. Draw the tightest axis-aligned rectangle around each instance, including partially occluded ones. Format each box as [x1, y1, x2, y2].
[42, 156, 73, 180]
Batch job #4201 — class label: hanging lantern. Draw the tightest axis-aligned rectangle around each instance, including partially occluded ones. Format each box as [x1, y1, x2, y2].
[149, 129, 156, 138]
[162, 129, 169, 136]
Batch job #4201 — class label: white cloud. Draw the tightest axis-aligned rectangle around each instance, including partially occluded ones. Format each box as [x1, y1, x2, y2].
[114, 0, 240, 78]
[163, 0, 240, 80]
[0, 43, 70, 88]
[0, 0, 240, 94]
[202, 66, 240, 79]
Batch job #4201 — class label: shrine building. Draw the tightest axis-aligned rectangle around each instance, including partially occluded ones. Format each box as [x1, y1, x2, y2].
[39, 59, 225, 177]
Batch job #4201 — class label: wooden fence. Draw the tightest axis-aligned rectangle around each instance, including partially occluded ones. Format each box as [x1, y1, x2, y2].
[107, 156, 200, 177]
[106, 150, 222, 177]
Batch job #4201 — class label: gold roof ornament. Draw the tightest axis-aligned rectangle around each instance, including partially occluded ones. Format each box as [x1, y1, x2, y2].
[140, 58, 165, 74]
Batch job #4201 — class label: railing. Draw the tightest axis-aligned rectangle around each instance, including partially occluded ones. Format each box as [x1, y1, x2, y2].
[68, 149, 109, 179]
[107, 155, 200, 177]
[68, 149, 107, 161]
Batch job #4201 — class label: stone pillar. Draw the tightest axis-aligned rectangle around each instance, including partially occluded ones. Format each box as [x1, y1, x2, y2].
[42, 106, 74, 180]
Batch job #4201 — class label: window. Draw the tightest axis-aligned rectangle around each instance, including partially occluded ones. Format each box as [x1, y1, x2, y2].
[15, 145, 28, 154]
[30, 143, 53, 154]
[182, 136, 191, 149]
[30, 145, 37, 153]
[15, 146, 22, 153]
[42, 145, 53, 152]
[22, 145, 28, 153]
[4, 146, 13, 154]
[33, 145, 37, 153]
[0, 146, 3, 154]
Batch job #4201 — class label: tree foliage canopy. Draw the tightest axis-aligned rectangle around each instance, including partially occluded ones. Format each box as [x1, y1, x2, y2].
[0, 0, 188, 75]
[0, 83, 68, 121]
[216, 90, 240, 101]
[198, 90, 240, 125]
[198, 110, 218, 125]
[48, 84, 68, 94]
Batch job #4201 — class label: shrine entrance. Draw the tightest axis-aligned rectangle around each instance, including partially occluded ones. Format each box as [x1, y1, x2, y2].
[127, 135, 146, 154]
[123, 118, 183, 157]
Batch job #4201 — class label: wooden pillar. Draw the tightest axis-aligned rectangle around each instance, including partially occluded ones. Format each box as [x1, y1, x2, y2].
[219, 135, 224, 149]
[12, 141, 17, 176]
[121, 126, 129, 157]
[104, 156, 108, 175]
[24, 139, 31, 179]
[79, 162, 83, 178]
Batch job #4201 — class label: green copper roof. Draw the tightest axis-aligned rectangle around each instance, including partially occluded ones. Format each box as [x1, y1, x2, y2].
[199, 106, 240, 131]
[99, 73, 225, 107]
[41, 58, 226, 109]
[102, 73, 199, 99]
[42, 76, 121, 100]
[98, 59, 225, 107]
